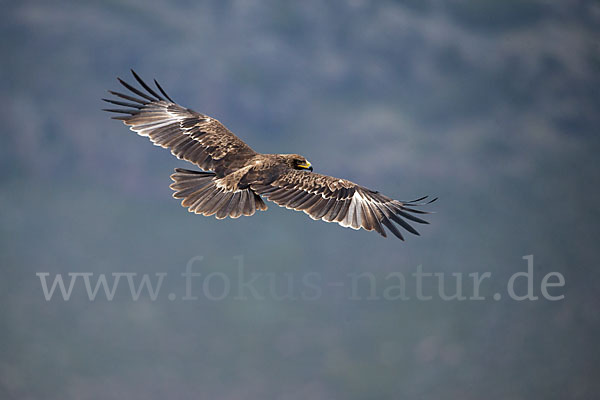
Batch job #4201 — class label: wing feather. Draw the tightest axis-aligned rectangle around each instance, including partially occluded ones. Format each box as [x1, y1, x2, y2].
[104, 70, 257, 174]
[253, 170, 434, 239]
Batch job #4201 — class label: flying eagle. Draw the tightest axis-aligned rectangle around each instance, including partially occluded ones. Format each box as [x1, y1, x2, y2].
[103, 70, 436, 240]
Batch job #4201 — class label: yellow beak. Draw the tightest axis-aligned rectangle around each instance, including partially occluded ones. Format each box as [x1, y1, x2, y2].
[298, 161, 312, 170]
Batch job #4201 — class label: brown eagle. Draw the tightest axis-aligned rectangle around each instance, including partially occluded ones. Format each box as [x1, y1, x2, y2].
[103, 70, 436, 240]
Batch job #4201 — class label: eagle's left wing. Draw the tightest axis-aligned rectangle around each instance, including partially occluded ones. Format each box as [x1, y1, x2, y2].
[103, 70, 257, 175]
[252, 170, 435, 239]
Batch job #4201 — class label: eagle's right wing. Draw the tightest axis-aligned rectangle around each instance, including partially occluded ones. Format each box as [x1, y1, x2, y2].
[252, 170, 436, 240]
[103, 70, 257, 174]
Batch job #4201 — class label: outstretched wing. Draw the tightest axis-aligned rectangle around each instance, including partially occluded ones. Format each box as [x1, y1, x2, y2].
[103, 70, 257, 175]
[252, 170, 436, 240]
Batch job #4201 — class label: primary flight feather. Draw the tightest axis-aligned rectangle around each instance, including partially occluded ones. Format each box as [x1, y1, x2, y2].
[104, 70, 436, 240]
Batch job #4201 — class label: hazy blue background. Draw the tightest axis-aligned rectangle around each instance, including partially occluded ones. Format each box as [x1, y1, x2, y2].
[2, 0, 599, 399]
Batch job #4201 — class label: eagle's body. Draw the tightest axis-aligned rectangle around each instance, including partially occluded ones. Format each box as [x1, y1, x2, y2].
[104, 70, 435, 240]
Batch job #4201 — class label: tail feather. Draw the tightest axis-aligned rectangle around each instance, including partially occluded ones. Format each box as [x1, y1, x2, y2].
[224, 192, 242, 218]
[169, 168, 267, 219]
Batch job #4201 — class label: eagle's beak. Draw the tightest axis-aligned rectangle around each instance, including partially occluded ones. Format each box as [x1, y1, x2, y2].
[298, 161, 312, 171]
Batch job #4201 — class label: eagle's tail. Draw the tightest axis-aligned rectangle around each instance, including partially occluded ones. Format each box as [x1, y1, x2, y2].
[169, 168, 267, 219]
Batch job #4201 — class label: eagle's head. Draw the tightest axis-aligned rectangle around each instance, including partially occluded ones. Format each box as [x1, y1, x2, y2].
[282, 154, 313, 172]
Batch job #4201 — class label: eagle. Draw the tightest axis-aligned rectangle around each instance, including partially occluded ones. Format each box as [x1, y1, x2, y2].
[103, 70, 436, 240]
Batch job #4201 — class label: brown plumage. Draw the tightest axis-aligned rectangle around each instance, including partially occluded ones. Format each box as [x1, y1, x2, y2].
[104, 70, 436, 240]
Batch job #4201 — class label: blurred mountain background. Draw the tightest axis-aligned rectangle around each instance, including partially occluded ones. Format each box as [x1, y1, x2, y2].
[1, 0, 599, 399]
